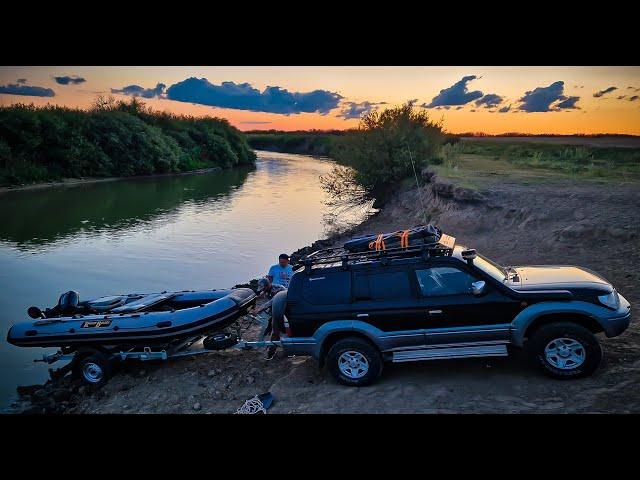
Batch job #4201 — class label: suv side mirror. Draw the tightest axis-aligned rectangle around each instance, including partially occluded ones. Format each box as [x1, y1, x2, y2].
[470, 280, 486, 296]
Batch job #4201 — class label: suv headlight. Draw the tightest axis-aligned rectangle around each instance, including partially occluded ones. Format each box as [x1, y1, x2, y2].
[598, 291, 619, 310]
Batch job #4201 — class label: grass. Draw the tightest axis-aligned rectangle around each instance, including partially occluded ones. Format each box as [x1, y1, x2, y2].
[428, 140, 640, 191]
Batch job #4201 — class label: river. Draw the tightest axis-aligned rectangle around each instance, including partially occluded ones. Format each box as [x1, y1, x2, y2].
[0, 150, 373, 408]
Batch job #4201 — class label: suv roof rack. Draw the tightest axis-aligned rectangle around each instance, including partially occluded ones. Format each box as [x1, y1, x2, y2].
[297, 234, 456, 271]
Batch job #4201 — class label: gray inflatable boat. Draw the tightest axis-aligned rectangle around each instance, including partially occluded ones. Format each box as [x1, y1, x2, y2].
[7, 288, 256, 349]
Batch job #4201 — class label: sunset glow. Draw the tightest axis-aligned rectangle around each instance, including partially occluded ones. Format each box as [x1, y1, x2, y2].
[1, 66, 639, 134]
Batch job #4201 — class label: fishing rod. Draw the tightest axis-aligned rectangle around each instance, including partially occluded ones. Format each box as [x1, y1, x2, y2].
[406, 144, 428, 224]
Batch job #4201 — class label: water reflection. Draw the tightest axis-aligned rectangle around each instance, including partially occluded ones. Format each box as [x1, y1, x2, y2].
[0, 167, 252, 250]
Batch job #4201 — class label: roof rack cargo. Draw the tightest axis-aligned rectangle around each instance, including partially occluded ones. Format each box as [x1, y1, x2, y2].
[296, 231, 456, 271]
[343, 225, 441, 253]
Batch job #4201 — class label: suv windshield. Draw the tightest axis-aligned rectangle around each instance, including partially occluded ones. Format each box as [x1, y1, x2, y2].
[473, 253, 508, 282]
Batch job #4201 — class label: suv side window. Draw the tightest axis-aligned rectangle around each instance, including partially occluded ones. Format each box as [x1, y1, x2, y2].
[354, 270, 412, 301]
[415, 267, 475, 297]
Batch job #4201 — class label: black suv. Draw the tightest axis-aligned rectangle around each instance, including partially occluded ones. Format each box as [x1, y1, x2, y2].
[273, 232, 631, 386]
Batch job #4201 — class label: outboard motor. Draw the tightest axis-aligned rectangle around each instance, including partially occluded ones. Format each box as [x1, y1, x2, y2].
[57, 290, 80, 315]
[27, 290, 80, 319]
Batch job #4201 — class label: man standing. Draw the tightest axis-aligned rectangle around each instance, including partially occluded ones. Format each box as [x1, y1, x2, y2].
[263, 253, 293, 359]
[267, 253, 294, 289]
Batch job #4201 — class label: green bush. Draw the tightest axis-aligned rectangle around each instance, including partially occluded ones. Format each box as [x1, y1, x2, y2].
[0, 98, 256, 186]
[331, 102, 445, 192]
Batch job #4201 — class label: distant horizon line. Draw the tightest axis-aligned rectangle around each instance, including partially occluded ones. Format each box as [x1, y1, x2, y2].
[241, 129, 640, 138]
[1, 100, 637, 138]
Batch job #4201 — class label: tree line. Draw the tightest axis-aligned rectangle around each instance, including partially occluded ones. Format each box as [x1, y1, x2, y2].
[0, 97, 256, 186]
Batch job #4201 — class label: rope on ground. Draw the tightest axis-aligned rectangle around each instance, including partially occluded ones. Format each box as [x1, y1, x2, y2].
[234, 395, 267, 414]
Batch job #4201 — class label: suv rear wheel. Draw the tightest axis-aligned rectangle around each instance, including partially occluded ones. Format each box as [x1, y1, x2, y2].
[326, 337, 382, 386]
[528, 322, 602, 379]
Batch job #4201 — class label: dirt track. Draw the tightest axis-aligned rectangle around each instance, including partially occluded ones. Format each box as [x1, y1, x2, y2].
[25, 173, 640, 414]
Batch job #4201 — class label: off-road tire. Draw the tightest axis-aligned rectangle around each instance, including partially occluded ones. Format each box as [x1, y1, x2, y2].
[326, 337, 383, 387]
[528, 322, 602, 379]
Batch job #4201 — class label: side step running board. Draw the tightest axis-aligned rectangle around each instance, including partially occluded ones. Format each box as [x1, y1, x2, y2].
[392, 342, 508, 363]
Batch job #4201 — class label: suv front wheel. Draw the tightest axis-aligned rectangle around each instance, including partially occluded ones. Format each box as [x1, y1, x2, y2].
[326, 337, 383, 386]
[528, 322, 602, 379]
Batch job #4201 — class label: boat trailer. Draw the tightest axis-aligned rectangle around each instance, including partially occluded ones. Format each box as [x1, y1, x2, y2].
[34, 311, 280, 385]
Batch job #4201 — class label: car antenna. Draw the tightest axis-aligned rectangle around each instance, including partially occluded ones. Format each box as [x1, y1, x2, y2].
[406, 144, 428, 225]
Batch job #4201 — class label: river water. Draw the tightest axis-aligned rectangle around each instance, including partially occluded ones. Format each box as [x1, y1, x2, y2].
[0, 150, 373, 408]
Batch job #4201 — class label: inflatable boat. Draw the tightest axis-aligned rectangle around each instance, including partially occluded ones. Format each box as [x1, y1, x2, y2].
[7, 288, 256, 349]
[343, 224, 441, 252]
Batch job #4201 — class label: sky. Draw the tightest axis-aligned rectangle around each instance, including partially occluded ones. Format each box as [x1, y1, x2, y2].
[1, 66, 639, 135]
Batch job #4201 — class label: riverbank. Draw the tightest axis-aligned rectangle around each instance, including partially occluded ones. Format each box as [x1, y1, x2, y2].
[9, 161, 640, 413]
[0, 167, 224, 195]
[245, 131, 342, 156]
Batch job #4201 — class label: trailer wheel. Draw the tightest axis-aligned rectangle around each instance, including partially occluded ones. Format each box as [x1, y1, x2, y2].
[203, 331, 239, 351]
[74, 353, 113, 388]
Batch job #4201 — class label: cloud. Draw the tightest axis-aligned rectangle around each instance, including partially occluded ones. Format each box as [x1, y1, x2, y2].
[54, 75, 86, 85]
[165, 77, 342, 115]
[617, 95, 627, 100]
[556, 96, 580, 109]
[475, 93, 503, 108]
[16, 78, 27, 84]
[111, 82, 166, 99]
[0, 82, 55, 97]
[337, 101, 385, 119]
[630, 96, 639, 102]
[593, 86, 617, 98]
[498, 104, 511, 113]
[518, 81, 578, 112]
[423, 75, 483, 108]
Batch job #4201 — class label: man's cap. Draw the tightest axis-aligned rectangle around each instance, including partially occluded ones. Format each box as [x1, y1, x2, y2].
[257, 277, 270, 291]
[279, 253, 290, 260]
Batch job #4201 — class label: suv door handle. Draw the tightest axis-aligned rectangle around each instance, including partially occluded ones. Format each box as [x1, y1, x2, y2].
[428, 310, 443, 315]
[356, 313, 369, 318]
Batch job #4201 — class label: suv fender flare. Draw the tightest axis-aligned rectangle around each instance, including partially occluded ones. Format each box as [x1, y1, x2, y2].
[312, 321, 385, 357]
[510, 301, 606, 347]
